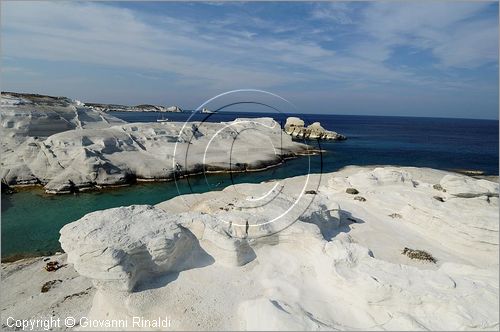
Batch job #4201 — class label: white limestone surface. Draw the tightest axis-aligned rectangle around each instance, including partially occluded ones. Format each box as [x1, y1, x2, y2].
[3, 166, 495, 330]
[1, 93, 311, 193]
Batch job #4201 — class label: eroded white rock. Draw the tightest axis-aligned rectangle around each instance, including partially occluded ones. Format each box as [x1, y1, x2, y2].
[440, 174, 499, 198]
[60, 205, 201, 292]
[20, 166, 499, 330]
[284, 116, 346, 140]
[2, 99, 310, 193]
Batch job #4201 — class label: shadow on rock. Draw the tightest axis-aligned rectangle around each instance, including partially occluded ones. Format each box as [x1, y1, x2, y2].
[134, 227, 215, 292]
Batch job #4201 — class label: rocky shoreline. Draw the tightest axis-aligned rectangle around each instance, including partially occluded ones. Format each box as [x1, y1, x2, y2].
[2, 166, 498, 330]
[1, 93, 314, 194]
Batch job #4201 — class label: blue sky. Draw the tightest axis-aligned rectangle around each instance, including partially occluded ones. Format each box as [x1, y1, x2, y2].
[2, 1, 498, 119]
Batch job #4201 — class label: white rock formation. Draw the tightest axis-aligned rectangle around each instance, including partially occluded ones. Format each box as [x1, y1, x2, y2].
[60, 205, 202, 292]
[284, 116, 346, 140]
[284, 116, 304, 129]
[1, 94, 311, 193]
[37, 166, 498, 330]
[165, 105, 182, 112]
[440, 174, 499, 198]
[1, 93, 126, 187]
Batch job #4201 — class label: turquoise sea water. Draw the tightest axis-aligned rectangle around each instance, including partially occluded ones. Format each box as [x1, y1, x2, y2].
[1, 157, 321, 260]
[1, 113, 498, 260]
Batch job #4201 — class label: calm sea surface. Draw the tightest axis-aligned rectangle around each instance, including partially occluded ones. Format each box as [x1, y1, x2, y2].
[2, 112, 498, 259]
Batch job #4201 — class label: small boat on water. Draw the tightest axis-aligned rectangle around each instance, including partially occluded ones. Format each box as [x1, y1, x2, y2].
[156, 114, 169, 122]
[201, 107, 216, 114]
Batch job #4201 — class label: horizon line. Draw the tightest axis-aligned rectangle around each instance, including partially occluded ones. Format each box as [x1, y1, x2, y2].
[2, 90, 498, 121]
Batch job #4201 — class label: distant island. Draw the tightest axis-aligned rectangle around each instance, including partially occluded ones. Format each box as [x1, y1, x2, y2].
[85, 103, 183, 113]
[2, 92, 183, 112]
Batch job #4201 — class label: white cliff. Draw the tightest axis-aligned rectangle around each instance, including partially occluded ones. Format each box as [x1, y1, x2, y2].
[1, 93, 311, 193]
